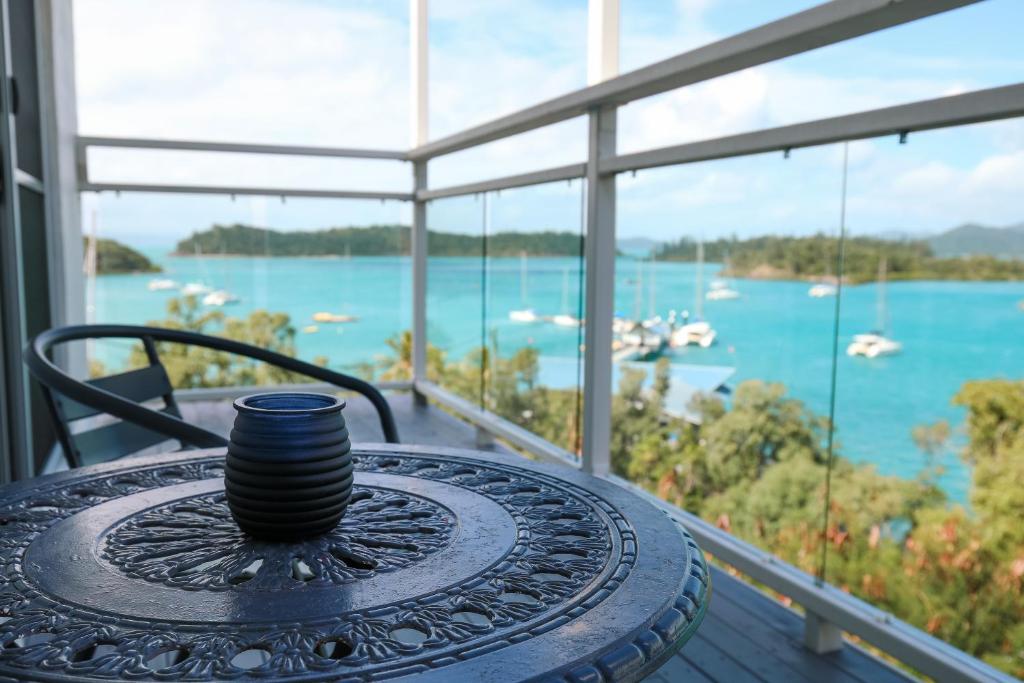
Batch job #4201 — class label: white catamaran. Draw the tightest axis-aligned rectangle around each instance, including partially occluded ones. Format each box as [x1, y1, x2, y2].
[202, 289, 240, 307]
[671, 241, 717, 348]
[509, 251, 539, 323]
[847, 256, 901, 358]
[550, 267, 581, 327]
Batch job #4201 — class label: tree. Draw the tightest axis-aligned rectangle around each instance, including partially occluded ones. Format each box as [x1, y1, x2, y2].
[372, 337, 1024, 676]
[125, 296, 325, 388]
[371, 330, 446, 383]
[953, 380, 1024, 549]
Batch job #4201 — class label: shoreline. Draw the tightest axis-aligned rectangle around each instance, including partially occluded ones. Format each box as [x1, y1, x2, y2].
[117, 253, 1024, 285]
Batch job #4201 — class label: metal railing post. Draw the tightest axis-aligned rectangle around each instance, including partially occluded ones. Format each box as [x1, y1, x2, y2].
[409, 0, 429, 403]
[580, 105, 616, 476]
[411, 160, 428, 401]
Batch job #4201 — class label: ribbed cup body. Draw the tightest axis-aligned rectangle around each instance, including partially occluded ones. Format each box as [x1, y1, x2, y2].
[225, 392, 352, 539]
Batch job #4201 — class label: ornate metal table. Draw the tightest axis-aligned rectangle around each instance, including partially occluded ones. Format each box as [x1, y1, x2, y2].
[0, 445, 709, 682]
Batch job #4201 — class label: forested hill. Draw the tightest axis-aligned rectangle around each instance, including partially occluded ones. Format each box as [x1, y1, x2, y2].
[89, 237, 161, 274]
[655, 233, 1024, 283]
[928, 222, 1024, 258]
[174, 224, 583, 257]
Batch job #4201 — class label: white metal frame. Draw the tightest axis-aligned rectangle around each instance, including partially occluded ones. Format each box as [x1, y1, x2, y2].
[77, 135, 406, 160]
[0, 0, 35, 482]
[78, 181, 412, 202]
[37, 0, 86, 405]
[580, 105, 615, 476]
[409, 0, 429, 392]
[586, 0, 618, 85]
[53, 0, 1023, 680]
[407, 0, 983, 161]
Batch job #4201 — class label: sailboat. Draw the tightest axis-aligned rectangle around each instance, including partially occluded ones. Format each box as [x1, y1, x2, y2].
[810, 248, 839, 297]
[509, 251, 539, 323]
[847, 256, 901, 358]
[314, 243, 358, 323]
[706, 279, 740, 300]
[615, 258, 668, 358]
[671, 241, 717, 348]
[551, 267, 581, 327]
[706, 253, 740, 300]
[203, 243, 241, 307]
[183, 242, 213, 297]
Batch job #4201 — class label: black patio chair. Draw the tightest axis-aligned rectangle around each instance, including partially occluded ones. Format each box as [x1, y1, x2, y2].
[24, 324, 399, 468]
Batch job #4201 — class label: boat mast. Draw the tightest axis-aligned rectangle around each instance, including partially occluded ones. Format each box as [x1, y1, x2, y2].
[519, 250, 528, 307]
[695, 240, 704, 320]
[85, 209, 97, 323]
[877, 255, 888, 335]
[561, 267, 570, 315]
[633, 259, 643, 320]
[648, 254, 656, 319]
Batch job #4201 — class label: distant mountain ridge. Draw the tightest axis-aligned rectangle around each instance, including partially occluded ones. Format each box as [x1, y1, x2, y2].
[617, 237, 662, 256]
[927, 222, 1024, 258]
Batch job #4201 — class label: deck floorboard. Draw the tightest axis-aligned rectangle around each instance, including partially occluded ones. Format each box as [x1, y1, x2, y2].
[176, 392, 917, 683]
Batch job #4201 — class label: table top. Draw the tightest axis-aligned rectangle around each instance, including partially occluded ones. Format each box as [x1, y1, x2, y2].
[0, 444, 708, 682]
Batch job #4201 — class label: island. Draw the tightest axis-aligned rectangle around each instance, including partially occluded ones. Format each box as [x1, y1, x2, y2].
[88, 237, 161, 275]
[170, 222, 1024, 283]
[174, 224, 584, 258]
[655, 233, 1024, 283]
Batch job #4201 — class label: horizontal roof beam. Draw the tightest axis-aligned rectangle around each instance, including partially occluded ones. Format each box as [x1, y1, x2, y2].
[78, 136, 408, 161]
[79, 182, 412, 202]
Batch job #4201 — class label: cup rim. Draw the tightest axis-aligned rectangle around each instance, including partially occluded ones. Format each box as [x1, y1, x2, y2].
[233, 392, 346, 415]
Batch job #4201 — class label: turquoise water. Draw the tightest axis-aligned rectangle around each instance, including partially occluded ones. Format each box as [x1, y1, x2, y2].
[94, 251, 1024, 502]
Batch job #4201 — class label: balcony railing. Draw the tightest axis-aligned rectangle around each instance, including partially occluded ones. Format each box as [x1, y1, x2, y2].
[56, 1, 1024, 682]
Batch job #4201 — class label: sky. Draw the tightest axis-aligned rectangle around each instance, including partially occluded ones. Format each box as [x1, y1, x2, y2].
[73, 0, 1024, 246]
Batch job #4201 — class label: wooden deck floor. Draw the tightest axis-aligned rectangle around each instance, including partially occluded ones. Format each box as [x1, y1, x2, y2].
[178, 392, 916, 683]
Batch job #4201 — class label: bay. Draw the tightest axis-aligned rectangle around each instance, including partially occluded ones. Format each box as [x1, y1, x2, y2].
[93, 250, 1024, 503]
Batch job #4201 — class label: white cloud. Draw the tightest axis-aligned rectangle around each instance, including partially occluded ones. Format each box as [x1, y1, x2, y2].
[841, 147, 1024, 233]
[74, 0, 409, 147]
[74, 0, 1023, 244]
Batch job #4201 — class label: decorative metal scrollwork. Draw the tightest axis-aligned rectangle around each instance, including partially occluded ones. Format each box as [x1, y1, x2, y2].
[104, 488, 454, 591]
[0, 449, 707, 681]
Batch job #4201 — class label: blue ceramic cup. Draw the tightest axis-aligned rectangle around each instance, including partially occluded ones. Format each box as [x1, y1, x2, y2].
[224, 392, 352, 539]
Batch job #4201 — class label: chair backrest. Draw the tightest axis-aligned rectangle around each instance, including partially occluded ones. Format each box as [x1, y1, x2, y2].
[25, 324, 400, 469]
[36, 335, 188, 468]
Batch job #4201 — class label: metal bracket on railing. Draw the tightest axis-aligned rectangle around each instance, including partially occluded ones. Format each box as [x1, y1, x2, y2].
[804, 611, 843, 654]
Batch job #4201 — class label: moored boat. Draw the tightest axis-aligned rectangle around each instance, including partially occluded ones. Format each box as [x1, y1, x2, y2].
[847, 333, 901, 358]
[313, 311, 358, 323]
[147, 278, 179, 291]
[847, 256, 900, 358]
[181, 282, 212, 297]
[808, 283, 837, 298]
[509, 308, 539, 323]
[203, 290, 240, 306]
